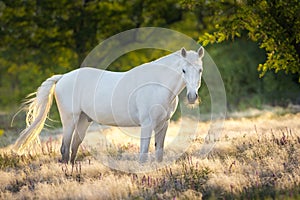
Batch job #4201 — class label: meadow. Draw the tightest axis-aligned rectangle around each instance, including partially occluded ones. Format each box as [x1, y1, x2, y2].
[0, 110, 300, 199]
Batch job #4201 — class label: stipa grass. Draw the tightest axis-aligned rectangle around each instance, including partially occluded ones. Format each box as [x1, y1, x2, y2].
[0, 113, 299, 199]
[0, 153, 23, 170]
[131, 159, 210, 199]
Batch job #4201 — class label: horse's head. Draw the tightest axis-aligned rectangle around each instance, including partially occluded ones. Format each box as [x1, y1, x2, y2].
[179, 47, 204, 104]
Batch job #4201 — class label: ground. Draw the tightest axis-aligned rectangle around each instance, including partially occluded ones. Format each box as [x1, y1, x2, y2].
[0, 111, 300, 199]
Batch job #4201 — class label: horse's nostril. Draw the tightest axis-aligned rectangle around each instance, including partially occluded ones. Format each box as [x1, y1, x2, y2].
[195, 93, 198, 98]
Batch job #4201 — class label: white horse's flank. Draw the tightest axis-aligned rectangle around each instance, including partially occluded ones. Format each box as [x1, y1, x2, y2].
[13, 47, 204, 163]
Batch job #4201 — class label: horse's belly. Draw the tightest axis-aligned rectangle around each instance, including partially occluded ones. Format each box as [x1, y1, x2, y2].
[83, 94, 140, 127]
[99, 117, 139, 127]
[92, 107, 140, 127]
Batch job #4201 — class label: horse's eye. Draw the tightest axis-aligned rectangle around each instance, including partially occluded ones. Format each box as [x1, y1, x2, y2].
[182, 69, 186, 74]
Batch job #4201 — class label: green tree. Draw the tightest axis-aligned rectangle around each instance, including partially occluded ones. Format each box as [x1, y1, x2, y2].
[0, 0, 183, 108]
[1, 0, 299, 113]
[187, 0, 300, 80]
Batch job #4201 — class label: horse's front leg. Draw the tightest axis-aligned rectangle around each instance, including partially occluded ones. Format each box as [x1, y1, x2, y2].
[155, 121, 169, 162]
[139, 125, 153, 163]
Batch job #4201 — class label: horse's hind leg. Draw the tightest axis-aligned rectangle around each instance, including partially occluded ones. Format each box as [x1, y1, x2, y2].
[60, 113, 79, 163]
[70, 112, 91, 164]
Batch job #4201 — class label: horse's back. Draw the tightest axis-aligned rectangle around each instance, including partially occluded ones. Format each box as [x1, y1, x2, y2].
[54, 67, 138, 125]
[54, 68, 123, 114]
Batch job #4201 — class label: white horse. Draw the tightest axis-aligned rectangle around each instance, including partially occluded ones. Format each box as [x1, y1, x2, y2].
[13, 47, 204, 164]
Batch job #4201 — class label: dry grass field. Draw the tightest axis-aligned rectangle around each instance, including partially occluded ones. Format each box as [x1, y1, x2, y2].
[0, 111, 300, 199]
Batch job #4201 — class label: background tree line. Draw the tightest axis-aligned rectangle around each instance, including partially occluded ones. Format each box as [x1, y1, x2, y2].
[0, 0, 299, 115]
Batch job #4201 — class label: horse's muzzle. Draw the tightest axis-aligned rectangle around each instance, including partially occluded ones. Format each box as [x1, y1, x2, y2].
[187, 92, 198, 104]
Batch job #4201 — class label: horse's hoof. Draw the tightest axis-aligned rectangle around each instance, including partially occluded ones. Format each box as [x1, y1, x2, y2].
[58, 158, 69, 164]
[139, 154, 148, 164]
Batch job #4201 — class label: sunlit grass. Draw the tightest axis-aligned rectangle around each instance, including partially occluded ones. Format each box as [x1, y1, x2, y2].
[0, 113, 300, 199]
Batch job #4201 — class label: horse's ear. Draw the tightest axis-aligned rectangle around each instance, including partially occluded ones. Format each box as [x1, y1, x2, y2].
[197, 47, 204, 58]
[181, 47, 187, 57]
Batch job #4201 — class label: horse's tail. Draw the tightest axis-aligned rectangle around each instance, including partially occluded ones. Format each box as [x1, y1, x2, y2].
[13, 74, 63, 153]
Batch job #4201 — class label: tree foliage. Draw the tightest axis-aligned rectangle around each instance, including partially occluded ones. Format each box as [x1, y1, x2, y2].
[199, 0, 300, 81]
[0, 0, 183, 108]
[194, 0, 300, 80]
[206, 39, 300, 110]
[0, 0, 299, 112]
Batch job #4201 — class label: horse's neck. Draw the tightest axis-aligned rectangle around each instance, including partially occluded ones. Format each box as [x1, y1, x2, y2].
[152, 52, 181, 68]
[153, 52, 186, 100]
